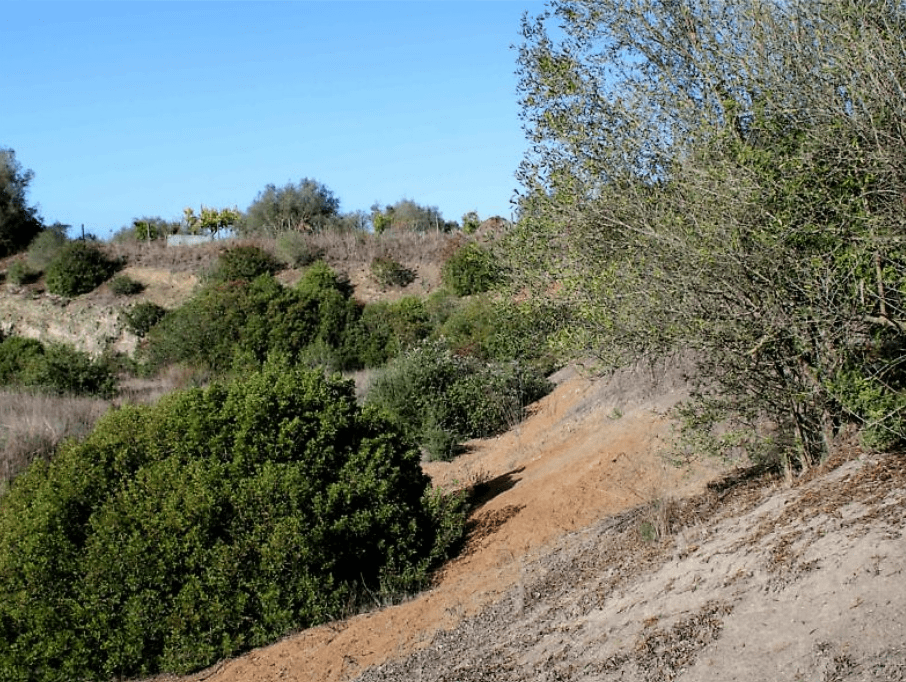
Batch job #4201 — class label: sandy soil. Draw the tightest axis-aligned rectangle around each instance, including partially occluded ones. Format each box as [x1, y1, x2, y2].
[150, 359, 906, 682]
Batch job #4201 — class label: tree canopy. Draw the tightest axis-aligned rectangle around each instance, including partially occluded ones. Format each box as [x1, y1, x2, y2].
[243, 179, 341, 236]
[0, 148, 43, 257]
[509, 0, 906, 471]
[370, 199, 456, 234]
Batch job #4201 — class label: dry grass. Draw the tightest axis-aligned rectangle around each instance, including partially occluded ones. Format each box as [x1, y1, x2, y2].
[0, 390, 110, 493]
[117, 364, 216, 406]
[105, 231, 458, 275]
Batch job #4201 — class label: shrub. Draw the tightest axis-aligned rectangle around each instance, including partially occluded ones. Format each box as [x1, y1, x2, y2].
[0, 336, 45, 384]
[122, 301, 167, 338]
[0, 335, 117, 398]
[441, 241, 503, 296]
[366, 340, 552, 461]
[25, 225, 68, 271]
[438, 295, 564, 372]
[45, 241, 122, 296]
[206, 244, 280, 283]
[370, 257, 416, 288]
[108, 274, 145, 296]
[0, 361, 464, 680]
[274, 231, 323, 267]
[19, 343, 118, 398]
[6, 258, 38, 285]
[144, 265, 362, 374]
[349, 297, 433, 367]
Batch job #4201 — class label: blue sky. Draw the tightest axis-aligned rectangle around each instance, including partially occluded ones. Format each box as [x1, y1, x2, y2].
[3, 1, 545, 238]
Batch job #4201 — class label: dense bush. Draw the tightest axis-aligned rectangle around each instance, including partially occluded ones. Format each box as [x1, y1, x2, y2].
[441, 241, 503, 296]
[437, 295, 564, 373]
[206, 244, 281, 283]
[144, 263, 361, 373]
[121, 301, 167, 338]
[274, 231, 323, 267]
[25, 225, 68, 271]
[108, 274, 145, 296]
[44, 241, 121, 296]
[369, 257, 416, 288]
[350, 297, 433, 367]
[0, 361, 465, 680]
[0, 335, 117, 398]
[367, 340, 552, 461]
[6, 258, 38, 285]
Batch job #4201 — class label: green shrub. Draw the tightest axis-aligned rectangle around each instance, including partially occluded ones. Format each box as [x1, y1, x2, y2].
[6, 258, 38, 285]
[45, 241, 122, 296]
[828, 364, 906, 450]
[0, 336, 45, 384]
[437, 295, 564, 372]
[350, 297, 433, 367]
[0, 335, 117, 398]
[274, 231, 323, 267]
[25, 225, 68, 271]
[122, 301, 167, 338]
[108, 274, 145, 296]
[370, 257, 416, 288]
[366, 340, 552, 461]
[206, 245, 280, 283]
[0, 361, 464, 681]
[144, 265, 361, 374]
[441, 241, 503, 296]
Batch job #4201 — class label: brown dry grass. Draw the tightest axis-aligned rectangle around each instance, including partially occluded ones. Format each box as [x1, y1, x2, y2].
[0, 390, 110, 493]
[104, 231, 457, 274]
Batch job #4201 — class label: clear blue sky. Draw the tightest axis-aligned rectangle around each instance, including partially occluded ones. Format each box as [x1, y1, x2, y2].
[3, 1, 546, 238]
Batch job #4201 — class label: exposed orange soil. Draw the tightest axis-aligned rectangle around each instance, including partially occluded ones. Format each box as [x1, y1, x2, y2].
[157, 363, 720, 682]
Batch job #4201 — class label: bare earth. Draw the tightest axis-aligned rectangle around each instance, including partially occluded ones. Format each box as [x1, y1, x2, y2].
[153, 361, 906, 682]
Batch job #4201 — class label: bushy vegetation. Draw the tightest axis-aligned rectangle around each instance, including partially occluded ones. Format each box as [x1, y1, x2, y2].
[44, 240, 121, 297]
[0, 148, 43, 258]
[25, 224, 68, 271]
[350, 296, 434, 368]
[5, 258, 38, 285]
[108, 274, 145, 296]
[121, 301, 167, 338]
[242, 178, 341, 236]
[441, 240, 503, 296]
[0, 361, 466, 681]
[0, 334, 117, 398]
[205, 244, 281, 283]
[511, 0, 906, 471]
[367, 340, 552, 461]
[370, 256, 416, 288]
[144, 262, 361, 373]
[436, 294, 564, 373]
[274, 231, 323, 267]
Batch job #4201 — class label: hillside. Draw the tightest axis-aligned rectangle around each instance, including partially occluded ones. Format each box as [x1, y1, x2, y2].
[149, 363, 906, 682]
[0, 234, 448, 356]
[1, 240, 903, 682]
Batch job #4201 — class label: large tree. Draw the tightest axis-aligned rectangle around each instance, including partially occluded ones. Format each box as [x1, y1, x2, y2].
[509, 0, 906, 471]
[0, 148, 42, 257]
[242, 178, 341, 236]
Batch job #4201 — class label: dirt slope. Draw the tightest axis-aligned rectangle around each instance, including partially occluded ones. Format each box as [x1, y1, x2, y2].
[152, 360, 906, 682]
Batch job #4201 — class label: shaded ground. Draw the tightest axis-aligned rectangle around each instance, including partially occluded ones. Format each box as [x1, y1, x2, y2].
[153, 361, 906, 682]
